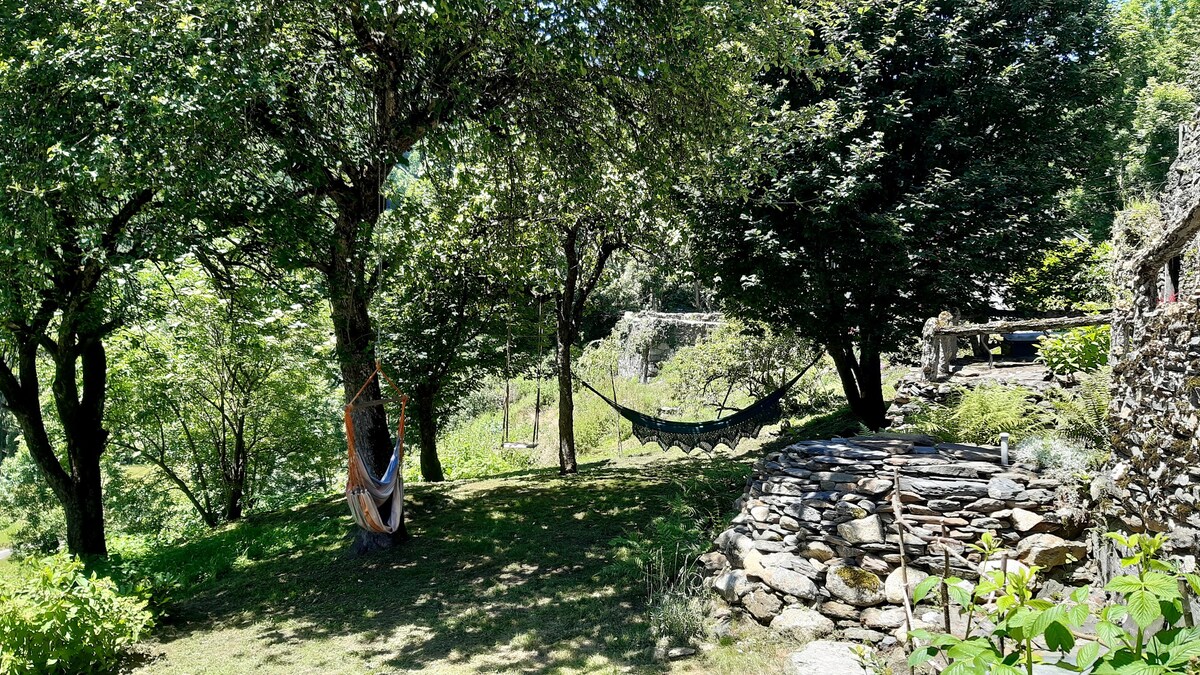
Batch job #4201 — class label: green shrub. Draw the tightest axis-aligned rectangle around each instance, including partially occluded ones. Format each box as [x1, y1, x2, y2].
[0, 554, 152, 674]
[909, 532, 1200, 675]
[909, 385, 1048, 445]
[0, 451, 65, 556]
[1037, 325, 1110, 375]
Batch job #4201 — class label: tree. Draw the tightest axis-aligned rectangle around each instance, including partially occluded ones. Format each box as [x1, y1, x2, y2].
[1111, 0, 1200, 196]
[106, 258, 339, 525]
[242, 0, 769, 490]
[0, 0, 232, 556]
[373, 158, 531, 482]
[695, 0, 1118, 429]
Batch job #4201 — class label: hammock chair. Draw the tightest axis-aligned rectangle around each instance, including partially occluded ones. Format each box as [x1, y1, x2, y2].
[577, 354, 821, 454]
[344, 362, 407, 535]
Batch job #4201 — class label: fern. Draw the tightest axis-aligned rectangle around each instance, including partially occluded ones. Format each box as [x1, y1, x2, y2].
[1053, 368, 1112, 451]
[910, 385, 1049, 445]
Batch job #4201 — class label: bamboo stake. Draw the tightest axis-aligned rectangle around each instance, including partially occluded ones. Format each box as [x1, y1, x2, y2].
[891, 469, 917, 675]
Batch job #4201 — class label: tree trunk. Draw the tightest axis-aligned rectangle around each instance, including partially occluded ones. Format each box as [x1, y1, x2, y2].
[828, 342, 888, 431]
[327, 214, 408, 549]
[555, 315, 578, 475]
[61, 449, 108, 558]
[414, 383, 445, 482]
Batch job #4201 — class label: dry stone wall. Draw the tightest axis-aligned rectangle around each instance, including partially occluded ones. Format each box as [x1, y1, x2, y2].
[614, 311, 722, 381]
[702, 435, 1086, 640]
[1109, 117, 1200, 541]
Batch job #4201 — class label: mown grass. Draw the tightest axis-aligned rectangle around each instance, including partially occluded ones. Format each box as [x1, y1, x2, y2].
[123, 442, 791, 674]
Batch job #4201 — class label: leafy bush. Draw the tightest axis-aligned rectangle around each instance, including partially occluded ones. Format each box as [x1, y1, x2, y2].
[1008, 236, 1112, 314]
[660, 320, 820, 419]
[909, 531, 1200, 675]
[0, 450, 65, 556]
[0, 554, 152, 674]
[1037, 325, 1110, 375]
[909, 385, 1048, 445]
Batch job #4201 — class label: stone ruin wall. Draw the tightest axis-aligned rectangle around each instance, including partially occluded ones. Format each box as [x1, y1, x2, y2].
[1109, 117, 1200, 540]
[701, 435, 1087, 642]
[614, 311, 723, 381]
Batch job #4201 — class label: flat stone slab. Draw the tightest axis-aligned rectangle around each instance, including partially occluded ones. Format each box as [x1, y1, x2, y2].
[784, 640, 867, 675]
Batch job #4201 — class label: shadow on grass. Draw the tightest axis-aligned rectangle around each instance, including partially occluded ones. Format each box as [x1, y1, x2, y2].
[130, 448, 764, 673]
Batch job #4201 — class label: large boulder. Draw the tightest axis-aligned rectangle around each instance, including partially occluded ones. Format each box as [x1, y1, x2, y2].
[826, 564, 885, 607]
[784, 641, 868, 675]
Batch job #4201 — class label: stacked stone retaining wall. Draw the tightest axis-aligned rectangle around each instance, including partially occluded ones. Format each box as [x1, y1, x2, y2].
[702, 435, 1088, 638]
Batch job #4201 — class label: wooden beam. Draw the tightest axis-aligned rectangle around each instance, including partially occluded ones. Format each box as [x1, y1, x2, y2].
[1137, 204, 1200, 281]
[932, 313, 1112, 337]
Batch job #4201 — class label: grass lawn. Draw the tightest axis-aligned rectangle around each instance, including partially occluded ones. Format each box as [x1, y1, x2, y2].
[126, 440, 800, 674]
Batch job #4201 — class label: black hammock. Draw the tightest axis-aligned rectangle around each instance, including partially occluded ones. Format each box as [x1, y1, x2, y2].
[578, 355, 819, 454]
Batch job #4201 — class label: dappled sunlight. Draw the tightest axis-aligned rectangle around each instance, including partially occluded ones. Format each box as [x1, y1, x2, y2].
[130, 446, 763, 673]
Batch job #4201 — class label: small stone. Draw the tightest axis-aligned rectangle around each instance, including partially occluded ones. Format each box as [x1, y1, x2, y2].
[826, 564, 886, 607]
[743, 588, 783, 622]
[667, 647, 696, 659]
[988, 476, 1024, 500]
[784, 641, 868, 675]
[799, 541, 836, 561]
[841, 627, 887, 643]
[885, 567, 929, 605]
[1016, 534, 1086, 569]
[750, 505, 771, 521]
[838, 515, 886, 545]
[861, 606, 908, 630]
[712, 570, 751, 602]
[698, 551, 728, 573]
[769, 606, 835, 641]
[861, 555, 890, 574]
[758, 566, 819, 600]
[819, 601, 860, 620]
[1009, 508, 1044, 532]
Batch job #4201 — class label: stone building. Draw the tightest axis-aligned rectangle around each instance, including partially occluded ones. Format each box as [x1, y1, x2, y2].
[613, 311, 723, 381]
[1109, 116, 1200, 536]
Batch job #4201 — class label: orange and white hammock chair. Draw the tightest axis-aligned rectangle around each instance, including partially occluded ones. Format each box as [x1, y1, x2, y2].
[344, 363, 407, 535]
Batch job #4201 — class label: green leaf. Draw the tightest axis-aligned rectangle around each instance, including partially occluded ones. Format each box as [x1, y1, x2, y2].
[1127, 590, 1163, 629]
[1044, 621, 1075, 652]
[1142, 572, 1181, 600]
[913, 576, 940, 604]
[1105, 576, 1145, 595]
[1076, 642, 1101, 670]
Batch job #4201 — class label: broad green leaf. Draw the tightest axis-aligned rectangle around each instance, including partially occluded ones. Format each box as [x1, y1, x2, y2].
[1127, 590, 1162, 629]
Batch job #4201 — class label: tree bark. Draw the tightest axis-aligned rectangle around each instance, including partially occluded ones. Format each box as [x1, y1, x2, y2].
[555, 317, 578, 475]
[828, 341, 887, 431]
[414, 383, 445, 482]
